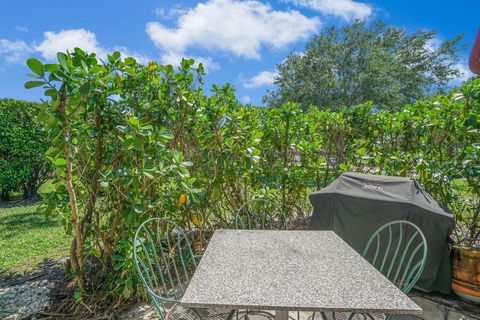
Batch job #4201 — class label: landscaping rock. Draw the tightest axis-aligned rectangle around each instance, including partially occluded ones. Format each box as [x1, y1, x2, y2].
[0, 280, 52, 319]
[0, 259, 65, 319]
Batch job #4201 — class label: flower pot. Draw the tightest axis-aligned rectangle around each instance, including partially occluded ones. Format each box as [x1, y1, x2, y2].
[452, 245, 480, 303]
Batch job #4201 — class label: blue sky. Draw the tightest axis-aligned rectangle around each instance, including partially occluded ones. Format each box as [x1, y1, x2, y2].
[0, 0, 478, 105]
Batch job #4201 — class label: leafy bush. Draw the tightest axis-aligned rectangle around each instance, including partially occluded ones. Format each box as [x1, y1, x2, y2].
[25, 51, 199, 297]
[0, 98, 49, 200]
[25, 49, 479, 304]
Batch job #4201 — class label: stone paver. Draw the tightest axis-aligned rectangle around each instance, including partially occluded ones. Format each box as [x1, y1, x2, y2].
[120, 299, 480, 320]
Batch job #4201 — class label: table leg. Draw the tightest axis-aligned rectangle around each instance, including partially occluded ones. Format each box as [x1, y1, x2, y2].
[275, 310, 289, 320]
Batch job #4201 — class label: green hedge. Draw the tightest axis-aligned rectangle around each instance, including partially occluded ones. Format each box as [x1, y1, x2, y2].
[26, 50, 479, 299]
[0, 99, 49, 200]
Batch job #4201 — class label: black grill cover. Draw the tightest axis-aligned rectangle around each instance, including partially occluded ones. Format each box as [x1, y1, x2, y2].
[309, 172, 454, 294]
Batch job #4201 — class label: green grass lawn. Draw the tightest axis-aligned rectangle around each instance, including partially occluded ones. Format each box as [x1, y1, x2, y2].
[0, 203, 70, 276]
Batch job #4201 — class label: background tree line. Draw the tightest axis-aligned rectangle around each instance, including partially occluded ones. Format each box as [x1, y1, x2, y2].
[265, 20, 467, 111]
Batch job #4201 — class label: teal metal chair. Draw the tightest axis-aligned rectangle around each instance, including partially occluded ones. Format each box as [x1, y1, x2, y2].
[313, 220, 428, 320]
[235, 199, 287, 230]
[133, 218, 236, 320]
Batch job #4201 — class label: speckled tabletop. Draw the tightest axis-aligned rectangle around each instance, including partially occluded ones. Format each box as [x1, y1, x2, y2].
[181, 229, 422, 315]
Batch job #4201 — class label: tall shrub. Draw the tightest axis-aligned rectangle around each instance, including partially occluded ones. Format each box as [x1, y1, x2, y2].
[26, 51, 199, 296]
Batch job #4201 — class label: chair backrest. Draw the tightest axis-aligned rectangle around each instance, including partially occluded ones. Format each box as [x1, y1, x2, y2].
[362, 220, 428, 294]
[133, 218, 197, 309]
[235, 199, 287, 230]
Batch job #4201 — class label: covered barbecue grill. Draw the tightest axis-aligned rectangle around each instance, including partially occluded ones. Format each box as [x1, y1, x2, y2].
[309, 172, 454, 294]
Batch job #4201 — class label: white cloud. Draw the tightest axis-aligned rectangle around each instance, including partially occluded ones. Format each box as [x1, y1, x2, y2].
[243, 70, 277, 88]
[14, 26, 28, 33]
[1, 29, 150, 66]
[34, 29, 150, 64]
[154, 7, 166, 17]
[241, 96, 251, 103]
[146, 0, 320, 62]
[160, 51, 220, 72]
[286, 0, 372, 20]
[0, 39, 32, 63]
[155, 5, 188, 19]
[35, 29, 104, 60]
[425, 38, 442, 53]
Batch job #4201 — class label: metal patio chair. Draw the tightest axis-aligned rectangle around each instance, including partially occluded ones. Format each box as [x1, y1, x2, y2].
[134, 218, 236, 320]
[312, 220, 428, 320]
[235, 199, 287, 230]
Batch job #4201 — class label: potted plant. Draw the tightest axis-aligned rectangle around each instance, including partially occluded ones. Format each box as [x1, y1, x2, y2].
[452, 212, 480, 303]
[451, 204, 480, 303]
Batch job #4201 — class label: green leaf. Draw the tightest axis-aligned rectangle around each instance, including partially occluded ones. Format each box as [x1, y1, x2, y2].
[53, 158, 67, 166]
[26, 73, 42, 79]
[134, 204, 144, 213]
[123, 285, 131, 299]
[74, 291, 82, 300]
[112, 51, 121, 60]
[24, 81, 45, 89]
[112, 255, 125, 261]
[144, 172, 154, 179]
[79, 82, 90, 95]
[26, 58, 44, 77]
[116, 126, 128, 133]
[57, 52, 69, 70]
[129, 117, 139, 126]
[92, 247, 101, 258]
[125, 57, 136, 66]
[44, 64, 60, 72]
[160, 132, 174, 140]
[45, 88, 58, 99]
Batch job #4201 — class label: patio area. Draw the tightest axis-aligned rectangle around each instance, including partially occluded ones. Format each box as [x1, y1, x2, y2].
[119, 290, 480, 320]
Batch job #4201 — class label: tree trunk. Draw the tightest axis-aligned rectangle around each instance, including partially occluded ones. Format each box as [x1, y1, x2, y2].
[0, 189, 10, 201]
[23, 180, 37, 199]
[81, 110, 104, 263]
[57, 89, 86, 292]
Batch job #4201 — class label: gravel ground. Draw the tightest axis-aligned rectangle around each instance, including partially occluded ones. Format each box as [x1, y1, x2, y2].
[0, 280, 53, 319]
[0, 259, 65, 320]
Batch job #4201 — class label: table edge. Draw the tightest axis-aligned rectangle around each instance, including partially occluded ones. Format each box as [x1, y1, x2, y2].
[180, 301, 423, 315]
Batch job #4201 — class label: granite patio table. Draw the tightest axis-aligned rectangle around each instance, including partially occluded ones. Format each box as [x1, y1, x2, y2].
[180, 229, 422, 320]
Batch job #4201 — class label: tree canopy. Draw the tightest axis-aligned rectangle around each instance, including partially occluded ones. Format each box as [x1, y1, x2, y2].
[265, 20, 466, 111]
